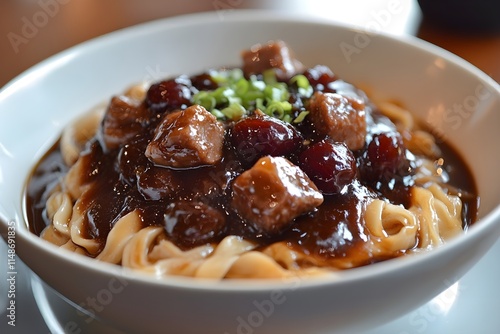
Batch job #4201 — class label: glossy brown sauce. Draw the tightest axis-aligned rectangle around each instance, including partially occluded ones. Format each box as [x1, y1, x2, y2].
[24, 70, 479, 265]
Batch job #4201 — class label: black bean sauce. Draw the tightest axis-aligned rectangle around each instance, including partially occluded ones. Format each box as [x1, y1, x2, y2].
[24, 66, 479, 263]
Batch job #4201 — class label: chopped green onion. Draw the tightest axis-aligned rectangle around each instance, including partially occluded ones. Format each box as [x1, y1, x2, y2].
[255, 98, 266, 111]
[221, 103, 246, 120]
[293, 110, 310, 123]
[290, 74, 313, 98]
[210, 109, 225, 119]
[265, 101, 292, 119]
[209, 68, 244, 85]
[234, 78, 250, 96]
[192, 91, 217, 110]
[192, 68, 300, 122]
[250, 79, 266, 92]
[290, 74, 309, 89]
[282, 114, 293, 123]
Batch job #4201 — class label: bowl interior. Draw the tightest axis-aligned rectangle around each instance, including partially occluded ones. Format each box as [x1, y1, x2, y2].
[1, 10, 500, 288]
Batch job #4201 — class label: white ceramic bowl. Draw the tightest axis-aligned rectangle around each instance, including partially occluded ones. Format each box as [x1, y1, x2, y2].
[1, 11, 499, 334]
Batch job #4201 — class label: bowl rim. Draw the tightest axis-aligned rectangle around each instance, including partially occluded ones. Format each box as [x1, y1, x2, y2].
[2, 9, 500, 292]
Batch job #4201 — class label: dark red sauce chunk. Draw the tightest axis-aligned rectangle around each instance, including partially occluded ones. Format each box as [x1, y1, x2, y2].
[25, 41, 478, 269]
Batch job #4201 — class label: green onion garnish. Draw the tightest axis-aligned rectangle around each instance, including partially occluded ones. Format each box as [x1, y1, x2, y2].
[192, 69, 310, 123]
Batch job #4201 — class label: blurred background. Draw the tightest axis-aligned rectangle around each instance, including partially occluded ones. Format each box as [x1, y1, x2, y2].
[0, 0, 499, 88]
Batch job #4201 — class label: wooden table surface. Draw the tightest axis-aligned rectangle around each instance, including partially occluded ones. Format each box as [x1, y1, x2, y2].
[1, 0, 499, 89]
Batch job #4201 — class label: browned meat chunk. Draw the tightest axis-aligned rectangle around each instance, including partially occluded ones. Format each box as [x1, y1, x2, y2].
[101, 95, 150, 150]
[308, 92, 367, 150]
[241, 40, 304, 81]
[145, 105, 225, 168]
[232, 156, 323, 234]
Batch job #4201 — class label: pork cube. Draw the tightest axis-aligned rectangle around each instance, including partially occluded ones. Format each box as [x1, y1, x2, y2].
[145, 105, 225, 168]
[241, 40, 304, 81]
[101, 95, 150, 150]
[232, 156, 323, 234]
[308, 92, 367, 150]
